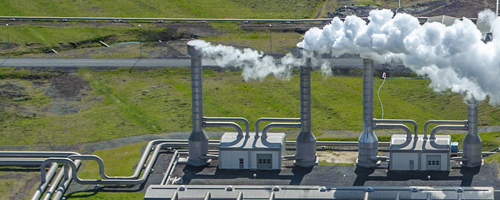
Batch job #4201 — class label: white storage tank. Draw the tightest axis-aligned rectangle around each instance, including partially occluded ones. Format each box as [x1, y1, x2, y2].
[219, 132, 286, 170]
[390, 134, 451, 171]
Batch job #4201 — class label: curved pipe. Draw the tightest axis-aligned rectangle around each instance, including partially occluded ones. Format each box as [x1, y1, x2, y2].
[261, 123, 301, 139]
[68, 143, 189, 180]
[374, 124, 412, 148]
[373, 119, 418, 139]
[424, 120, 467, 140]
[204, 117, 249, 137]
[255, 118, 300, 138]
[41, 142, 170, 185]
[203, 122, 244, 138]
[429, 125, 468, 150]
[430, 125, 468, 140]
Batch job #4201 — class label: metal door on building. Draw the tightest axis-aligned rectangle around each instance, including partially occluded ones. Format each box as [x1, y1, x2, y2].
[426, 155, 441, 170]
[257, 154, 272, 169]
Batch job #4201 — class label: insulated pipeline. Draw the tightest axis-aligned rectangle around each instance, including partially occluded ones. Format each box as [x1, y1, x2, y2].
[204, 117, 250, 137]
[255, 118, 300, 138]
[203, 122, 244, 138]
[261, 123, 301, 139]
[373, 119, 418, 139]
[423, 120, 468, 140]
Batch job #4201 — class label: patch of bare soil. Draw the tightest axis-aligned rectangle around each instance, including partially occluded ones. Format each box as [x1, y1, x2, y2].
[403, 0, 489, 18]
[0, 82, 27, 100]
[317, 151, 358, 164]
[45, 75, 90, 100]
[41, 75, 93, 114]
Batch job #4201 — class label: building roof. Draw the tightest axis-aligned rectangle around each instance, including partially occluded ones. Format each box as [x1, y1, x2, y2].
[219, 132, 285, 150]
[144, 185, 495, 200]
[390, 134, 450, 152]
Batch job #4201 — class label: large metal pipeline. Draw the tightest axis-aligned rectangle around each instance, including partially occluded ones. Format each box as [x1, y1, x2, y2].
[463, 98, 482, 167]
[187, 44, 209, 166]
[204, 117, 250, 137]
[295, 47, 317, 167]
[423, 120, 468, 140]
[31, 163, 59, 200]
[203, 122, 244, 138]
[357, 58, 379, 168]
[50, 160, 81, 200]
[373, 124, 412, 149]
[255, 118, 300, 138]
[428, 125, 468, 149]
[40, 142, 169, 185]
[373, 119, 418, 139]
[261, 123, 302, 139]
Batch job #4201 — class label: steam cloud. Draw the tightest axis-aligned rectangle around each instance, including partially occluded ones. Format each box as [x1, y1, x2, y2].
[187, 40, 331, 81]
[190, 9, 500, 105]
[298, 9, 500, 105]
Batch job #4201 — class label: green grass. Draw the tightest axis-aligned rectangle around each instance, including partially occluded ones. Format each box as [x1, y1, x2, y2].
[65, 142, 148, 199]
[77, 142, 148, 179]
[0, 24, 170, 57]
[318, 160, 353, 165]
[0, 0, 324, 19]
[0, 67, 499, 146]
[65, 192, 145, 200]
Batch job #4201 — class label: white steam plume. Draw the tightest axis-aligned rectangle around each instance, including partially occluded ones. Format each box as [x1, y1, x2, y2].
[298, 9, 500, 105]
[187, 40, 331, 81]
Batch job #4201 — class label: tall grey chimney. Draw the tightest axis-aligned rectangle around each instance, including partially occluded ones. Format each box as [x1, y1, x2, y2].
[187, 44, 209, 166]
[357, 58, 379, 168]
[295, 47, 317, 167]
[462, 98, 482, 167]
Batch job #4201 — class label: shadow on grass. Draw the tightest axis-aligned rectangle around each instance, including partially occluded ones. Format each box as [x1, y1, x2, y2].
[64, 184, 144, 199]
[0, 167, 41, 172]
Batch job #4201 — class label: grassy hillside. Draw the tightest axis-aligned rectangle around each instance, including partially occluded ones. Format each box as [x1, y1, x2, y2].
[0, 67, 498, 147]
[0, 0, 324, 19]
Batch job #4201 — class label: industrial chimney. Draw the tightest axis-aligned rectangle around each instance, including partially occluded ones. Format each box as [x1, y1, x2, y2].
[187, 44, 209, 166]
[295, 47, 317, 167]
[357, 58, 379, 168]
[462, 98, 482, 167]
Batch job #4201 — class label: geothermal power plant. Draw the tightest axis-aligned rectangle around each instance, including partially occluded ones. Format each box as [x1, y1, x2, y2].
[1, 10, 500, 200]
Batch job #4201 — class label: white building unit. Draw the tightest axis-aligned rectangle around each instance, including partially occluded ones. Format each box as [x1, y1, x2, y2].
[218, 132, 286, 170]
[390, 134, 451, 171]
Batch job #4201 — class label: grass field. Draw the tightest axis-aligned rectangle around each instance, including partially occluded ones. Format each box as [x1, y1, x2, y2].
[0, 67, 499, 147]
[0, 0, 325, 19]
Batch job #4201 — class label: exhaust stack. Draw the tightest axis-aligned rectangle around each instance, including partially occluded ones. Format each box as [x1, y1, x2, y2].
[462, 98, 482, 167]
[295, 48, 317, 167]
[357, 58, 379, 168]
[187, 44, 209, 166]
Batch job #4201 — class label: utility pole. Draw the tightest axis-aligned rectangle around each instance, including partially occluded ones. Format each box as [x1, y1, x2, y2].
[396, 0, 401, 13]
[497, 0, 499, 17]
[6, 24, 10, 58]
[138, 24, 142, 59]
[269, 24, 272, 56]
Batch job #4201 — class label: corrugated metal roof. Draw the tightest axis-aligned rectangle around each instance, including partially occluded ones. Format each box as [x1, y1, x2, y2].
[144, 185, 495, 200]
